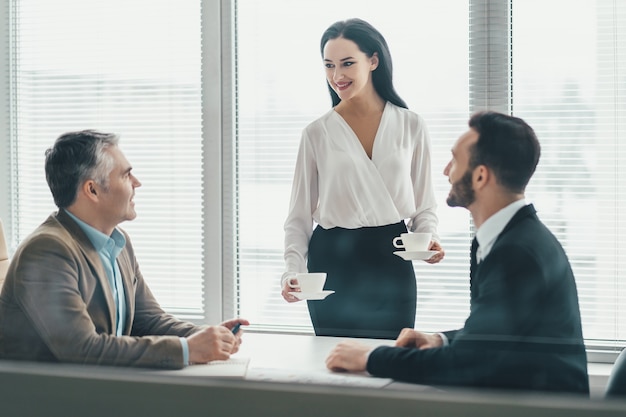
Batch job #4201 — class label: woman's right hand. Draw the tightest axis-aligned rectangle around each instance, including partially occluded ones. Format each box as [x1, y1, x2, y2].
[281, 276, 301, 303]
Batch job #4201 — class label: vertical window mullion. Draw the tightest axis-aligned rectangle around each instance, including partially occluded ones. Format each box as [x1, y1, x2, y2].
[469, 0, 512, 114]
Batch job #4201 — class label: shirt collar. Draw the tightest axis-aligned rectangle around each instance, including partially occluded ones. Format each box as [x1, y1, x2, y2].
[475, 199, 527, 263]
[64, 209, 126, 257]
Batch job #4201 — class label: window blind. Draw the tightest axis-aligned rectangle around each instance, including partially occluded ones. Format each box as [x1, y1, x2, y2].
[236, 0, 626, 351]
[512, 0, 626, 348]
[235, 0, 472, 332]
[10, 0, 205, 319]
[6, 0, 625, 352]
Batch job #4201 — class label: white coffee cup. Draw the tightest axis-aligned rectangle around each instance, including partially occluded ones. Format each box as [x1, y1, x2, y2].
[288, 272, 327, 293]
[392, 232, 432, 251]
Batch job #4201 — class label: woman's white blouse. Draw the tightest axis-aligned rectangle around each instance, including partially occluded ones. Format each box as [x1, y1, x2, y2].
[283, 102, 439, 278]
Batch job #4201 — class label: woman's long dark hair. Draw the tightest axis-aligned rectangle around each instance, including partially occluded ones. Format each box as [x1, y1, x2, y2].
[320, 18, 407, 109]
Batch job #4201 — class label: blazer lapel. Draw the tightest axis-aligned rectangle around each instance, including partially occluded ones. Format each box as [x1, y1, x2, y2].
[470, 204, 536, 300]
[116, 246, 135, 335]
[56, 211, 118, 332]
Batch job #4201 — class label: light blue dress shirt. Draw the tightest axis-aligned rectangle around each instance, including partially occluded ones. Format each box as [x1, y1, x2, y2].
[65, 210, 189, 364]
[66, 210, 127, 336]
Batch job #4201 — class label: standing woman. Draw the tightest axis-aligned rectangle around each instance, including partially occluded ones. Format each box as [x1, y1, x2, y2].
[281, 18, 444, 339]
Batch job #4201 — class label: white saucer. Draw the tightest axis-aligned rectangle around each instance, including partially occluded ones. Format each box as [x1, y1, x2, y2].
[393, 250, 438, 261]
[288, 290, 335, 300]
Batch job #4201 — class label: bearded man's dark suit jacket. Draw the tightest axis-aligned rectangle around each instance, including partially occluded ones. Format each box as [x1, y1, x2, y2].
[0, 210, 201, 368]
[367, 204, 589, 394]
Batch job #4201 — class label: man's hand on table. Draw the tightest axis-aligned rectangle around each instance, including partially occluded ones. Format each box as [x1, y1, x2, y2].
[325, 340, 371, 372]
[326, 328, 443, 373]
[187, 318, 250, 364]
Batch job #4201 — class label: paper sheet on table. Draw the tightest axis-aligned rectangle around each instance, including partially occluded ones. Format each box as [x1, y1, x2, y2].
[176, 357, 251, 378]
[246, 367, 393, 388]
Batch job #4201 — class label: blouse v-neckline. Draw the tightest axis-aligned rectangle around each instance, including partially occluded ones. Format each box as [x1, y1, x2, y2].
[332, 101, 388, 161]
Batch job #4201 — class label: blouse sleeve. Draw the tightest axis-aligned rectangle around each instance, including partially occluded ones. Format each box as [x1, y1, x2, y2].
[282, 129, 318, 284]
[406, 114, 440, 242]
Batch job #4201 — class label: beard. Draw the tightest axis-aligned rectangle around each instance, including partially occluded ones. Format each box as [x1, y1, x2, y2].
[446, 170, 475, 208]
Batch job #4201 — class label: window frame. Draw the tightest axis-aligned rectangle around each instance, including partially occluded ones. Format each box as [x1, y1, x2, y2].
[0, 0, 620, 363]
[0, 0, 15, 245]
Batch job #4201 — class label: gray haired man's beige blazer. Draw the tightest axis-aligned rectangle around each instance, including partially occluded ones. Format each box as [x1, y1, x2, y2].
[0, 210, 200, 369]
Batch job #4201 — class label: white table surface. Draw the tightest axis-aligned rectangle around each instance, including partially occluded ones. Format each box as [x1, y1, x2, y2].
[140, 331, 609, 395]
[237, 331, 393, 371]
[149, 331, 441, 391]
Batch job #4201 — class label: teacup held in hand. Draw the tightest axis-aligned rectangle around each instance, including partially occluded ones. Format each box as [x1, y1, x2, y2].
[288, 272, 327, 293]
[392, 232, 432, 252]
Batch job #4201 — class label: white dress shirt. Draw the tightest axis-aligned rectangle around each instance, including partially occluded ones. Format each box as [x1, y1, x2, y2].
[283, 102, 439, 282]
[475, 199, 528, 264]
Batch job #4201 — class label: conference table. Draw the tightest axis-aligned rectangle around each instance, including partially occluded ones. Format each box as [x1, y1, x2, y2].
[1, 332, 623, 417]
[145, 331, 441, 391]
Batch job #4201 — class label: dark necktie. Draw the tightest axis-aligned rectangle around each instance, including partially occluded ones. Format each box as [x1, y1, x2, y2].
[470, 237, 478, 279]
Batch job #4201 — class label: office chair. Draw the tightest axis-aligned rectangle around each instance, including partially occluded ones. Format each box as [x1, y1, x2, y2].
[606, 348, 626, 397]
[0, 218, 9, 289]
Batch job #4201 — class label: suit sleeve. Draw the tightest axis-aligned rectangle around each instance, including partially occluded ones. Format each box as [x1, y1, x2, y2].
[367, 244, 548, 385]
[130, 270, 199, 338]
[367, 345, 457, 385]
[123, 241, 199, 339]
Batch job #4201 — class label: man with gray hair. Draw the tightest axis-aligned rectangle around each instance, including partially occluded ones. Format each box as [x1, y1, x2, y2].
[0, 130, 247, 368]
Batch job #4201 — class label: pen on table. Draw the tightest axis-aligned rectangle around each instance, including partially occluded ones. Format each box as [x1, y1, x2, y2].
[232, 323, 241, 335]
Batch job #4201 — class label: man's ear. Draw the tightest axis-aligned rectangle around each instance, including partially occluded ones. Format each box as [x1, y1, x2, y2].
[81, 180, 99, 202]
[473, 165, 489, 190]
